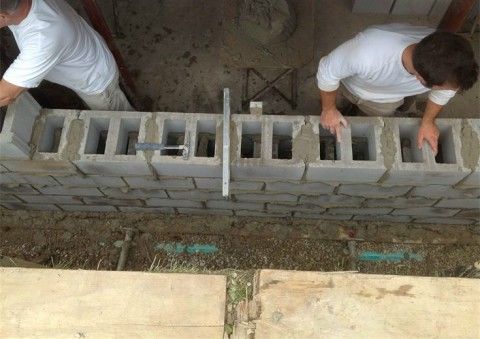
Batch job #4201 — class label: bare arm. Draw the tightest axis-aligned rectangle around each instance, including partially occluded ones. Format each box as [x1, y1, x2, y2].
[0, 79, 25, 107]
[319, 89, 347, 140]
[417, 99, 443, 155]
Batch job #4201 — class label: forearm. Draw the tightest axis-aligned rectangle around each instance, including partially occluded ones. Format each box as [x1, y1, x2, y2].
[320, 89, 338, 111]
[421, 99, 443, 124]
[0, 79, 25, 107]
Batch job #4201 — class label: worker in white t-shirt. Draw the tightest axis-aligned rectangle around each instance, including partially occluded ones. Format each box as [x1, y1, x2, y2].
[0, 0, 133, 111]
[317, 23, 478, 155]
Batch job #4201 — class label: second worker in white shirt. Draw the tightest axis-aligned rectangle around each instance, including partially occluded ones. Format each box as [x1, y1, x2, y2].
[317, 23, 478, 155]
[0, 0, 133, 111]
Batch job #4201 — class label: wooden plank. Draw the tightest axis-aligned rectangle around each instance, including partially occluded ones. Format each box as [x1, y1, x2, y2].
[352, 0, 395, 14]
[0, 268, 226, 339]
[253, 270, 480, 339]
[391, 0, 436, 15]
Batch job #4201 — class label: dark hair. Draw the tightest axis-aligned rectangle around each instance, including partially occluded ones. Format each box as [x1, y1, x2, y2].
[0, 0, 21, 13]
[413, 31, 478, 91]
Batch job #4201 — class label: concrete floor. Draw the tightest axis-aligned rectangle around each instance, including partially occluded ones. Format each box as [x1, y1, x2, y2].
[2, 0, 479, 117]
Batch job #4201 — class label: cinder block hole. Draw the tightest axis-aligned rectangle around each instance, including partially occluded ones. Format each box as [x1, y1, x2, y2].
[85, 118, 110, 154]
[399, 124, 422, 163]
[195, 120, 216, 157]
[241, 121, 262, 158]
[161, 119, 186, 156]
[38, 116, 65, 153]
[319, 126, 340, 160]
[0, 107, 6, 133]
[116, 118, 141, 155]
[351, 124, 376, 161]
[272, 122, 292, 159]
[435, 125, 456, 164]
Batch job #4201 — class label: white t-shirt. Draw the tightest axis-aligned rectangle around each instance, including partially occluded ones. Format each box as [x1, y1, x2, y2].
[316, 23, 456, 105]
[4, 0, 117, 95]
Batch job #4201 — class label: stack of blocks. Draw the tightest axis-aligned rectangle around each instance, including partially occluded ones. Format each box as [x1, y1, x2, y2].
[0, 93, 478, 224]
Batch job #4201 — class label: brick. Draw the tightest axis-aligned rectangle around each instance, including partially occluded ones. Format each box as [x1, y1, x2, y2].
[101, 188, 168, 199]
[118, 206, 175, 214]
[1, 202, 60, 211]
[364, 197, 436, 208]
[235, 193, 297, 203]
[328, 207, 393, 215]
[18, 195, 83, 205]
[83, 197, 143, 207]
[0, 195, 22, 203]
[167, 190, 223, 201]
[299, 195, 364, 208]
[206, 200, 264, 211]
[265, 181, 335, 195]
[0, 173, 59, 186]
[455, 209, 480, 219]
[59, 205, 118, 212]
[146, 198, 203, 209]
[37, 186, 103, 196]
[123, 177, 195, 190]
[411, 185, 480, 199]
[0, 184, 39, 195]
[353, 215, 413, 223]
[267, 203, 326, 214]
[338, 184, 411, 198]
[0, 159, 77, 175]
[194, 178, 264, 192]
[413, 218, 476, 225]
[54, 175, 126, 188]
[293, 212, 353, 220]
[177, 208, 234, 216]
[435, 199, 480, 209]
[0, 93, 40, 158]
[352, 0, 395, 14]
[235, 210, 291, 218]
[306, 116, 387, 183]
[392, 207, 460, 217]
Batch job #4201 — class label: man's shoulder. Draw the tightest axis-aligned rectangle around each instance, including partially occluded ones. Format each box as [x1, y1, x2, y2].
[362, 23, 435, 41]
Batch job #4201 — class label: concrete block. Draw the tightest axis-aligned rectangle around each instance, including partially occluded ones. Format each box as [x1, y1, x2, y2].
[167, 190, 224, 201]
[328, 207, 393, 215]
[338, 184, 411, 198]
[235, 193, 298, 203]
[231, 115, 305, 181]
[123, 177, 195, 190]
[59, 205, 118, 212]
[150, 113, 223, 178]
[265, 181, 335, 195]
[146, 198, 203, 209]
[353, 215, 413, 223]
[352, 0, 395, 14]
[413, 217, 476, 225]
[18, 195, 83, 205]
[0, 184, 39, 195]
[37, 186, 102, 196]
[53, 175, 126, 188]
[0, 159, 77, 174]
[391, 0, 436, 15]
[267, 203, 326, 214]
[0, 173, 59, 186]
[411, 185, 480, 199]
[118, 206, 175, 214]
[177, 208, 234, 216]
[206, 200, 265, 211]
[306, 116, 386, 183]
[235, 210, 291, 218]
[391, 207, 460, 217]
[293, 212, 353, 220]
[83, 196, 144, 207]
[101, 187, 168, 199]
[364, 197, 436, 208]
[0, 195, 22, 203]
[194, 178, 264, 192]
[382, 118, 470, 185]
[1, 202, 60, 211]
[0, 93, 40, 158]
[299, 195, 364, 207]
[74, 111, 152, 176]
[435, 199, 480, 209]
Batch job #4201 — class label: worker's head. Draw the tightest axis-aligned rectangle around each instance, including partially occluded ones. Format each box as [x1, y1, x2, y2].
[0, 0, 27, 27]
[412, 31, 478, 92]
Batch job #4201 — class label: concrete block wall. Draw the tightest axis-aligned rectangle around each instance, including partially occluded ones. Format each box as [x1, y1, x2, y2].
[0, 95, 478, 225]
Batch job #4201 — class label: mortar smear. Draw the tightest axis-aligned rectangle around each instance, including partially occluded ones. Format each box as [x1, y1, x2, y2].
[380, 120, 396, 170]
[292, 122, 317, 163]
[64, 119, 84, 160]
[460, 119, 480, 170]
[144, 114, 159, 162]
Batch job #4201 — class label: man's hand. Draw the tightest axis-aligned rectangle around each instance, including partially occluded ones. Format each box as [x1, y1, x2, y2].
[320, 108, 348, 141]
[0, 79, 25, 107]
[417, 120, 440, 156]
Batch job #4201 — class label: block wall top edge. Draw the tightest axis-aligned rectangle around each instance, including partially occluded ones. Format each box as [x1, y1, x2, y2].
[155, 112, 222, 120]
[78, 111, 153, 119]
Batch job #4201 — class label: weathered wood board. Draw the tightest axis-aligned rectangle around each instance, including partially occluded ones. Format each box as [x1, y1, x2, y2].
[252, 270, 480, 339]
[0, 268, 226, 339]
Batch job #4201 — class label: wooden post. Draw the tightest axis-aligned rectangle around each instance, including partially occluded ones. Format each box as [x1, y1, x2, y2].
[438, 0, 476, 32]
